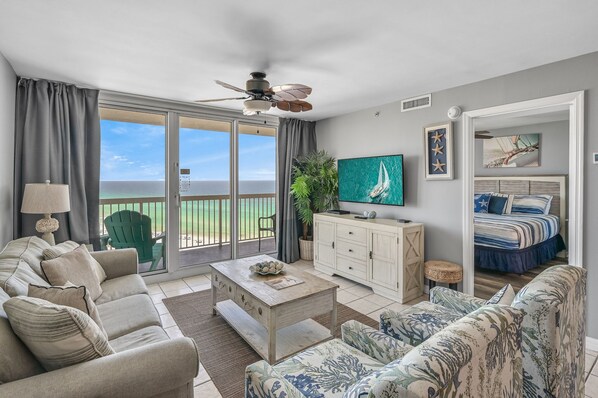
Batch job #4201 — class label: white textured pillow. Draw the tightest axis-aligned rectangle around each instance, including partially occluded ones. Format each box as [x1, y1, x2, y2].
[42, 240, 80, 260]
[3, 296, 114, 371]
[486, 284, 516, 305]
[41, 245, 105, 300]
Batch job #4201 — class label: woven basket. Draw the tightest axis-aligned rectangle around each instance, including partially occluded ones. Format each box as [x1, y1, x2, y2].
[299, 238, 314, 261]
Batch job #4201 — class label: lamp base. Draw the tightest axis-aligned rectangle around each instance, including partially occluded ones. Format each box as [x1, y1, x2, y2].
[35, 214, 59, 246]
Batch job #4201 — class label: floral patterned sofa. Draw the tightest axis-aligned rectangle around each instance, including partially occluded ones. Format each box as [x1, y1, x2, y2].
[246, 304, 523, 398]
[380, 264, 586, 398]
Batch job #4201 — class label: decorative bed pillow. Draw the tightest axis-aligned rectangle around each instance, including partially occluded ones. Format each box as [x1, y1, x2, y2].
[41, 246, 104, 300]
[28, 282, 107, 337]
[3, 296, 114, 371]
[491, 193, 514, 214]
[486, 284, 515, 305]
[488, 195, 509, 215]
[511, 194, 553, 215]
[474, 193, 492, 213]
[42, 240, 80, 260]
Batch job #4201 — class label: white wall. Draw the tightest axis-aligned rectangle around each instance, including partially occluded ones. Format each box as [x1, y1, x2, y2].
[0, 52, 15, 246]
[475, 120, 569, 176]
[317, 51, 598, 338]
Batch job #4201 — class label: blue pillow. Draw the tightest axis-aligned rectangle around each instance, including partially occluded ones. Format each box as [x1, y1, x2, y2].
[474, 193, 491, 213]
[511, 195, 552, 214]
[488, 195, 508, 215]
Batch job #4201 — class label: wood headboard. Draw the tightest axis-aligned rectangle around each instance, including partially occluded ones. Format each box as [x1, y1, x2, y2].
[474, 176, 567, 239]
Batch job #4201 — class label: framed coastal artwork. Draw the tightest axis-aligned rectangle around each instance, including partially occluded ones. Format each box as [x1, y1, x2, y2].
[482, 134, 540, 168]
[424, 122, 453, 180]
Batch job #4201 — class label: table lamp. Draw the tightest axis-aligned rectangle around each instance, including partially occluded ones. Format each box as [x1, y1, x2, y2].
[21, 180, 71, 245]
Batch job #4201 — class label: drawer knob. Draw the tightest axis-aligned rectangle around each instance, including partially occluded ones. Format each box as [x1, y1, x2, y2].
[241, 294, 245, 302]
[348, 249, 353, 252]
[229, 286, 232, 293]
[348, 231, 353, 235]
[349, 266, 353, 270]
[258, 307, 262, 315]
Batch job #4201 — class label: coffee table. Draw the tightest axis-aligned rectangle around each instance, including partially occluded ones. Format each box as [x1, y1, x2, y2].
[210, 255, 338, 364]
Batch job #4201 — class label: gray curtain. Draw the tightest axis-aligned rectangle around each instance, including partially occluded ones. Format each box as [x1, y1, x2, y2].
[277, 118, 317, 263]
[13, 78, 101, 246]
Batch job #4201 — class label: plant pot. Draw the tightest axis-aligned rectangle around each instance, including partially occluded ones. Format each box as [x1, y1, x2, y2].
[298, 238, 314, 261]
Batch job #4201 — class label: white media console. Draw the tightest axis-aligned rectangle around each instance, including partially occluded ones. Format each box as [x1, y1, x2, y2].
[313, 213, 424, 303]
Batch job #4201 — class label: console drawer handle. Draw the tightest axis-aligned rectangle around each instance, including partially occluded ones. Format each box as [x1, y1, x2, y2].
[348, 231, 353, 235]
[348, 249, 353, 252]
[241, 294, 245, 302]
[349, 266, 353, 270]
[258, 307, 262, 315]
[229, 286, 232, 293]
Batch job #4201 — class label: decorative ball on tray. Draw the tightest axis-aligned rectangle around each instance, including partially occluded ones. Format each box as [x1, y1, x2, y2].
[250, 260, 285, 275]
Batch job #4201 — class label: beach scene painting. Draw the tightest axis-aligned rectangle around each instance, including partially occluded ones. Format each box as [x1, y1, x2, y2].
[483, 134, 540, 168]
[338, 154, 404, 206]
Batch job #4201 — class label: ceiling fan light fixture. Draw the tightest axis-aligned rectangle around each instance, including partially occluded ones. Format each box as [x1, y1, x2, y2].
[244, 99, 272, 114]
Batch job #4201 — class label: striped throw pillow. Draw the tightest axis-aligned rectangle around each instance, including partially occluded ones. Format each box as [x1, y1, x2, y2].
[511, 194, 553, 214]
[3, 296, 114, 371]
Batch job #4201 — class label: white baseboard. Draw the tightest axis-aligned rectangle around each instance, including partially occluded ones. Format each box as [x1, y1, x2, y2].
[587, 336, 598, 352]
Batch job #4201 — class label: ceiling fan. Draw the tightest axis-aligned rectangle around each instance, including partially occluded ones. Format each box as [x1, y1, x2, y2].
[475, 130, 493, 139]
[195, 72, 313, 116]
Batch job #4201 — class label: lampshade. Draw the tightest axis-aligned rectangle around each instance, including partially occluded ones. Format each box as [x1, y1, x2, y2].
[21, 181, 71, 214]
[244, 99, 272, 114]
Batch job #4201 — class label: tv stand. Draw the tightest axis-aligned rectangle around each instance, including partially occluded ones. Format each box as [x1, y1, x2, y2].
[313, 213, 424, 303]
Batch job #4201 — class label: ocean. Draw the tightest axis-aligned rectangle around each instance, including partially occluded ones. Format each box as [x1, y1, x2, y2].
[100, 180, 275, 198]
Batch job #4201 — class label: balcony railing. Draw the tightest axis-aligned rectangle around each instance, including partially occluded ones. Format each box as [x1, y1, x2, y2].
[99, 193, 275, 250]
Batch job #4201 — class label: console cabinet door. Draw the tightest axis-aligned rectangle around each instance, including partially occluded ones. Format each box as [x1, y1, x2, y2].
[369, 231, 398, 290]
[315, 220, 335, 268]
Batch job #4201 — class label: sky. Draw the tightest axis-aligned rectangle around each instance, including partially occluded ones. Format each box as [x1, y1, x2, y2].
[100, 119, 276, 181]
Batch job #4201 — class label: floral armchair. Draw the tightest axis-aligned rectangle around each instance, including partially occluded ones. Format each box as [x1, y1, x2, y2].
[246, 305, 523, 398]
[381, 264, 586, 398]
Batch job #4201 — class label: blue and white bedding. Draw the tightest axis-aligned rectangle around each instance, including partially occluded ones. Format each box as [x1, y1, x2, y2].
[474, 213, 560, 250]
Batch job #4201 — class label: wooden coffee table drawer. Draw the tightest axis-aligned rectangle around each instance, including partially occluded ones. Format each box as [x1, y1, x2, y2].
[234, 288, 270, 327]
[212, 272, 236, 300]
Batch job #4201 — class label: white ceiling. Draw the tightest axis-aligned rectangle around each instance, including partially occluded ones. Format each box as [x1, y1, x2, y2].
[1, 1, 597, 121]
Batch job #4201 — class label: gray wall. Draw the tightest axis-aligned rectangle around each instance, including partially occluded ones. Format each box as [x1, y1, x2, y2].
[475, 121, 569, 176]
[0, 52, 15, 247]
[316, 51, 598, 338]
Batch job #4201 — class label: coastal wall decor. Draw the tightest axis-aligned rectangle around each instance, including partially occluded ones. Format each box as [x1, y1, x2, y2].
[424, 122, 453, 180]
[482, 133, 541, 168]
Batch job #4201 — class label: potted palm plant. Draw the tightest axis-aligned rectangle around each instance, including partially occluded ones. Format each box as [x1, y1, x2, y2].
[290, 150, 339, 260]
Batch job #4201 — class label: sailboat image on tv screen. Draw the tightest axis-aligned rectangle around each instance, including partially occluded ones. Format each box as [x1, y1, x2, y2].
[369, 161, 390, 200]
[483, 134, 540, 168]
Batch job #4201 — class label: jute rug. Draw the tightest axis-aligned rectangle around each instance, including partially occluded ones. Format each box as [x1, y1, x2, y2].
[163, 289, 378, 398]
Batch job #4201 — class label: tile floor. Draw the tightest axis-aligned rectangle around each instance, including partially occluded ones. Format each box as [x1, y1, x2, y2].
[148, 259, 597, 397]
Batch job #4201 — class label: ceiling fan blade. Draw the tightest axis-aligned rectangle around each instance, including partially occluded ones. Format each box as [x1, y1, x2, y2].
[242, 109, 259, 116]
[475, 135, 493, 139]
[475, 130, 492, 135]
[270, 84, 312, 101]
[215, 80, 249, 94]
[195, 97, 249, 103]
[274, 100, 313, 113]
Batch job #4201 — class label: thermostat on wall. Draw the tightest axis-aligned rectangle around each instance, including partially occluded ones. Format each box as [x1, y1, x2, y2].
[594, 153, 598, 164]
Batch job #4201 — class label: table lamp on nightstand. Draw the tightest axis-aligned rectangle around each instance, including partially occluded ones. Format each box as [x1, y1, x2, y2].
[21, 180, 71, 245]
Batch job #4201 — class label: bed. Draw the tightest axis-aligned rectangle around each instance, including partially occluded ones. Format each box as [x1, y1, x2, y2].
[474, 176, 567, 274]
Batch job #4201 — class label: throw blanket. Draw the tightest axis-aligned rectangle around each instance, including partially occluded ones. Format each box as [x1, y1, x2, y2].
[474, 213, 560, 250]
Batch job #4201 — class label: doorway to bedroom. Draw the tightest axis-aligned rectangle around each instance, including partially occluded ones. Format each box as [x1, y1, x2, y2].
[462, 92, 584, 299]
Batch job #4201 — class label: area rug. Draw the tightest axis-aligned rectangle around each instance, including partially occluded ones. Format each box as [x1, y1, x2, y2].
[163, 289, 379, 398]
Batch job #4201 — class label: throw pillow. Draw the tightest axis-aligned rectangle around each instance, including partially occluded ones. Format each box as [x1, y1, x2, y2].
[47, 244, 107, 284]
[42, 240, 80, 260]
[488, 195, 508, 215]
[491, 192, 514, 214]
[28, 282, 107, 338]
[511, 194, 553, 215]
[474, 193, 492, 213]
[41, 245, 104, 300]
[486, 284, 516, 305]
[3, 296, 114, 371]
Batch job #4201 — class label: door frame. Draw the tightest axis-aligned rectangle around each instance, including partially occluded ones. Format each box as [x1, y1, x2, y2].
[461, 91, 585, 295]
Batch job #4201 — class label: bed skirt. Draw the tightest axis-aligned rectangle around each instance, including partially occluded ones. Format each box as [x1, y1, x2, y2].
[475, 234, 566, 274]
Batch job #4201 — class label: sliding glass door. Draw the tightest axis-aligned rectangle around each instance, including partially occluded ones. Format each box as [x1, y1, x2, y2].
[99, 108, 167, 274]
[237, 124, 277, 257]
[178, 116, 232, 267]
[99, 104, 277, 273]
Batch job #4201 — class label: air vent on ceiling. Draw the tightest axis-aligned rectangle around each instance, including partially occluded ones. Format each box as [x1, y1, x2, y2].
[401, 94, 431, 112]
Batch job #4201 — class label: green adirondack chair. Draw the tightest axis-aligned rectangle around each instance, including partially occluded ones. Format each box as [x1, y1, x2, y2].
[103, 210, 165, 271]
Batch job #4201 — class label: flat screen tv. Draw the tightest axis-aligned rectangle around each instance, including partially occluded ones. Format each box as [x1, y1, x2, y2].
[338, 154, 404, 206]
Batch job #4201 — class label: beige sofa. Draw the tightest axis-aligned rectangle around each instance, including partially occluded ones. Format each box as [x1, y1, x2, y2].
[0, 237, 199, 398]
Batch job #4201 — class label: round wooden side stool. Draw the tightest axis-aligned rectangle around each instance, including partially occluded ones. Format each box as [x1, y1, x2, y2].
[424, 260, 463, 291]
